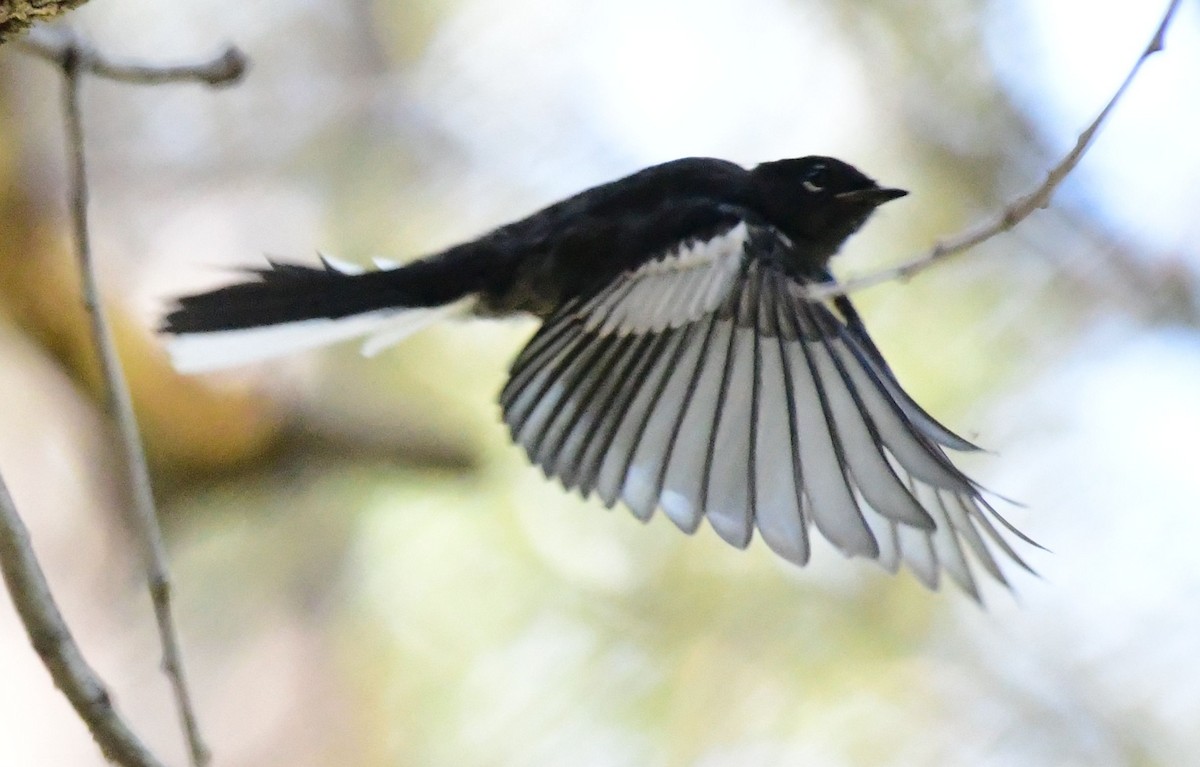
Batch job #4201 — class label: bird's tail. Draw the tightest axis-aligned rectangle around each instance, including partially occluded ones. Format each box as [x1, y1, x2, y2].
[161, 254, 484, 373]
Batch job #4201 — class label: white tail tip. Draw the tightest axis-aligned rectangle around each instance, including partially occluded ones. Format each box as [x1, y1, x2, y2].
[167, 297, 475, 373]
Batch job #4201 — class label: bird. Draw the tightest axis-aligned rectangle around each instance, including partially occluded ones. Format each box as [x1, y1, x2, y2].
[162, 155, 1035, 599]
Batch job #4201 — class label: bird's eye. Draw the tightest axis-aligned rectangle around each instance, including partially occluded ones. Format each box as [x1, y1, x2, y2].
[801, 163, 829, 193]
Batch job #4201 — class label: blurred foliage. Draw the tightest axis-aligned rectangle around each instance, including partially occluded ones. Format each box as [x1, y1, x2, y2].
[0, 175, 285, 477]
[0, 0, 89, 43]
[1, 0, 1199, 765]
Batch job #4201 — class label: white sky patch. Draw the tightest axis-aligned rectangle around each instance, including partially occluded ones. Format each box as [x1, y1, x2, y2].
[970, 329, 1200, 751]
[409, 0, 874, 199]
[989, 326, 1200, 620]
[580, 0, 872, 163]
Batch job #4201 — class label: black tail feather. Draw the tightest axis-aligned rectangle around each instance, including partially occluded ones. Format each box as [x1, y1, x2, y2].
[161, 254, 488, 334]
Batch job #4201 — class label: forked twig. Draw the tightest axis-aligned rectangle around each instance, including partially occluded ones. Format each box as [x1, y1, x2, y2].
[56, 39, 214, 767]
[16, 30, 245, 86]
[9, 30, 246, 767]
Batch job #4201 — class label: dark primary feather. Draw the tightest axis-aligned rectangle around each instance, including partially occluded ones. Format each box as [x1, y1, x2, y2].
[500, 219, 1033, 598]
[162, 155, 1035, 597]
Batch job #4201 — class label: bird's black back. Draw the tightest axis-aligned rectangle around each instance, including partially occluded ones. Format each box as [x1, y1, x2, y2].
[475, 155, 893, 315]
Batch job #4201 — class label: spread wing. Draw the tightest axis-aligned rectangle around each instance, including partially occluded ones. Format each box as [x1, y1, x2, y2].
[499, 216, 1034, 598]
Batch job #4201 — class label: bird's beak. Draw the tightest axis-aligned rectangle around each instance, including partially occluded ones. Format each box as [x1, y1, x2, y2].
[835, 187, 908, 206]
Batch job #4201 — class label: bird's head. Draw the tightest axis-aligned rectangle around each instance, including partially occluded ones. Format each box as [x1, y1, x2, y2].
[750, 156, 907, 266]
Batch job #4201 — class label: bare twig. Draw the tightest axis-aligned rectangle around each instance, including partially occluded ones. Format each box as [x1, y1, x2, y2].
[3, 28, 245, 765]
[806, 0, 1184, 300]
[0, 471, 168, 767]
[51, 39, 218, 767]
[15, 28, 246, 86]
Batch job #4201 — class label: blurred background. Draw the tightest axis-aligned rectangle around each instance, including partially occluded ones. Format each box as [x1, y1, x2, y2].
[2, 0, 1199, 764]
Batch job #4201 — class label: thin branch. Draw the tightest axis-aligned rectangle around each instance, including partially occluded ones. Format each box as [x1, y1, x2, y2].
[4, 28, 244, 765]
[15, 28, 245, 86]
[805, 0, 1184, 300]
[0, 471, 168, 767]
[57, 42, 211, 767]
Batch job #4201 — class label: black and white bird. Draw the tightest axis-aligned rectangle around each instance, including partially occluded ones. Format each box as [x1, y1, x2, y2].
[162, 156, 1035, 598]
